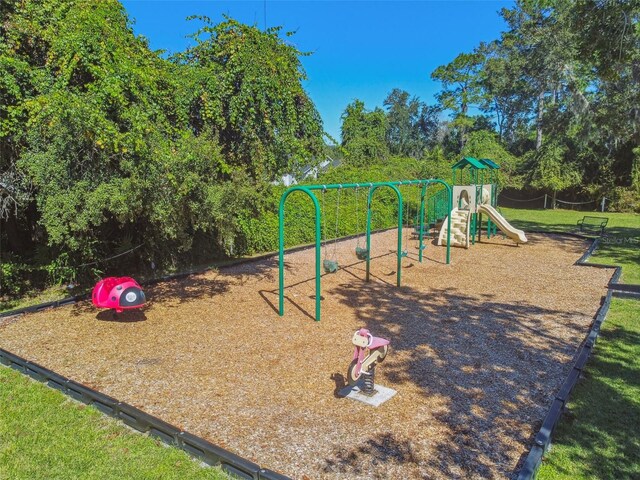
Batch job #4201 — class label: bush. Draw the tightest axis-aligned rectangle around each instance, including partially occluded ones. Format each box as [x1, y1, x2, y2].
[260, 159, 448, 255]
[0, 259, 33, 297]
[462, 130, 523, 188]
[609, 187, 640, 213]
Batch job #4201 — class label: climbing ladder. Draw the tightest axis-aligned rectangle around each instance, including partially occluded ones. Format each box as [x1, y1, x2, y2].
[437, 208, 470, 248]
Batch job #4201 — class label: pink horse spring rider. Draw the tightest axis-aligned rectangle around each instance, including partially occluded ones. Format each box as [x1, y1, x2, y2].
[92, 277, 145, 313]
[347, 328, 390, 390]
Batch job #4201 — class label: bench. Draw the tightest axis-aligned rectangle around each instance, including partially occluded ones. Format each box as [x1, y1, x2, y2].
[577, 216, 609, 235]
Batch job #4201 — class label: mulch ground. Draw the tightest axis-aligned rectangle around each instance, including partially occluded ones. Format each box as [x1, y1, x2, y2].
[0, 231, 614, 479]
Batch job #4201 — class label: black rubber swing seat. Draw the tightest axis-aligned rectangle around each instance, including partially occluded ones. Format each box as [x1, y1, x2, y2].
[355, 246, 368, 260]
[323, 259, 339, 273]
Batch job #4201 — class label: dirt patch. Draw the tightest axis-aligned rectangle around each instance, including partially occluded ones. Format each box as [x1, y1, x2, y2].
[0, 231, 614, 479]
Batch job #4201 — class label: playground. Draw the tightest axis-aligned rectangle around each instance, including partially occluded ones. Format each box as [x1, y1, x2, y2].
[0, 227, 614, 478]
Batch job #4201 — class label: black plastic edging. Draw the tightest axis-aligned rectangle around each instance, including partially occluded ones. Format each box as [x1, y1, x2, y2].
[608, 282, 640, 294]
[0, 348, 291, 480]
[516, 290, 615, 479]
[611, 290, 640, 300]
[0, 227, 399, 319]
[516, 231, 639, 479]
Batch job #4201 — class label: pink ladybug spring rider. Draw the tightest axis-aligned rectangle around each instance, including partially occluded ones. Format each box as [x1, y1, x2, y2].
[92, 277, 146, 313]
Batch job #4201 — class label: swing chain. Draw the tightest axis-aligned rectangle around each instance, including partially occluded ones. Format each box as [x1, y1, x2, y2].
[333, 185, 341, 258]
[355, 186, 361, 248]
[322, 186, 328, 260]
[401, 187, 410, 256]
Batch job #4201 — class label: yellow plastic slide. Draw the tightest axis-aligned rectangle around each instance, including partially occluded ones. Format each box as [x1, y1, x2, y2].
[477, 204, 528, 244]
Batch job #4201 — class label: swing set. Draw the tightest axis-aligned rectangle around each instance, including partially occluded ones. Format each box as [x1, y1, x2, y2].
[278, 179, 452, 321]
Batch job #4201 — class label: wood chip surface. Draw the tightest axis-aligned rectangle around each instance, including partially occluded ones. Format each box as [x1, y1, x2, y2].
[0, 232, 614, 479]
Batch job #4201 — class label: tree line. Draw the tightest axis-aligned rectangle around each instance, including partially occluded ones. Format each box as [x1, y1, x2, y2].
[1, 0, 326, 293]
[1, 0, 638, 296]
[339, 0, 639, 207]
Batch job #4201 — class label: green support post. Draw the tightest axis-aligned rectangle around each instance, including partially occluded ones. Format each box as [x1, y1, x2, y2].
[418, 191, 426, 262]
[418, 180, 452, 265]
[279, 186, 321, 321]
[365, 183, 403, 286]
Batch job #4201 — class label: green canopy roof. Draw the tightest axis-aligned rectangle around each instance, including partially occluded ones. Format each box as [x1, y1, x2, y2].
[478, 158, 500, 169]
[451, 157, 487, 171]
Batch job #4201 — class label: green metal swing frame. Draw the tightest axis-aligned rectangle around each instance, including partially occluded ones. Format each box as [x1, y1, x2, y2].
[278, 179, 452, 321]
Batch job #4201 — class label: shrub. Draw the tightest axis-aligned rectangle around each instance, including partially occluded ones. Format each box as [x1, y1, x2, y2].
[0, 259, 32, 297]
[609, 187, 640, 213]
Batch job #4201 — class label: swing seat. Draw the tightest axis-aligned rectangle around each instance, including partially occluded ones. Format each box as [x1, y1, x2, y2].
[323, 259, 339, 273]
[355, 246, 368, 260]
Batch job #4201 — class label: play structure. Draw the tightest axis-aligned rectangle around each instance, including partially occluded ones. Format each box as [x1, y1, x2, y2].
[278, 161, 527, 321]
[278, 179, 453, 321]
[92, 276, 146, 313]
[438, 157, 527, 248]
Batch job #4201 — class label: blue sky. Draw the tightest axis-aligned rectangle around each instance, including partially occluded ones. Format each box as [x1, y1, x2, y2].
[122, 1, 512, 139]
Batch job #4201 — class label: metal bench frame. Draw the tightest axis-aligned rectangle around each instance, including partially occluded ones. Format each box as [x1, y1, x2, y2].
[577, 215, 609, 235]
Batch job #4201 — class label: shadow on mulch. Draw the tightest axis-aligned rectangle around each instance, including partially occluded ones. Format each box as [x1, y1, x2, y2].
[70, 260, 283, 315]
[259, 251, 402, 318]
[324, 433, 420, 476]
[37, 231, 609, 479]
[320, 275, 590, 478]
[330, 372, 347, 398]
[479, 231, 588, 251]
[95, 310, 147, 323]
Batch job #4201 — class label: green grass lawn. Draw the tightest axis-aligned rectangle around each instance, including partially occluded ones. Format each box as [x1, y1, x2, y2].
[0, 366, 227, 480]
[0, 285, 76, 313]
[536, 298, 640, 480]
[499, 207, 639, 479]
[502, 207, 640, 284]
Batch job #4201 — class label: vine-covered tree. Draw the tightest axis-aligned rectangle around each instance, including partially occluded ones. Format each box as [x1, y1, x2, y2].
[176, 17, 324, 181]
[0, 0, 326, 288]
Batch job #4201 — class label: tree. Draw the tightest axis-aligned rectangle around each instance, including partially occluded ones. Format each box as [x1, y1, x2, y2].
[383, 88, 440, 157]
[500, 2, 583, 150]
[431, 52, 485, 149]
[177, 17, 325, 181]
[439, 0, 639, 200]
[340, 100, 388, 164]
[476, 40, 530, 144]
[523, 141, 581, 207]
[567, 0, 640, 186]
[416, 104, 442, 149]
[461, 130, 522, 188]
